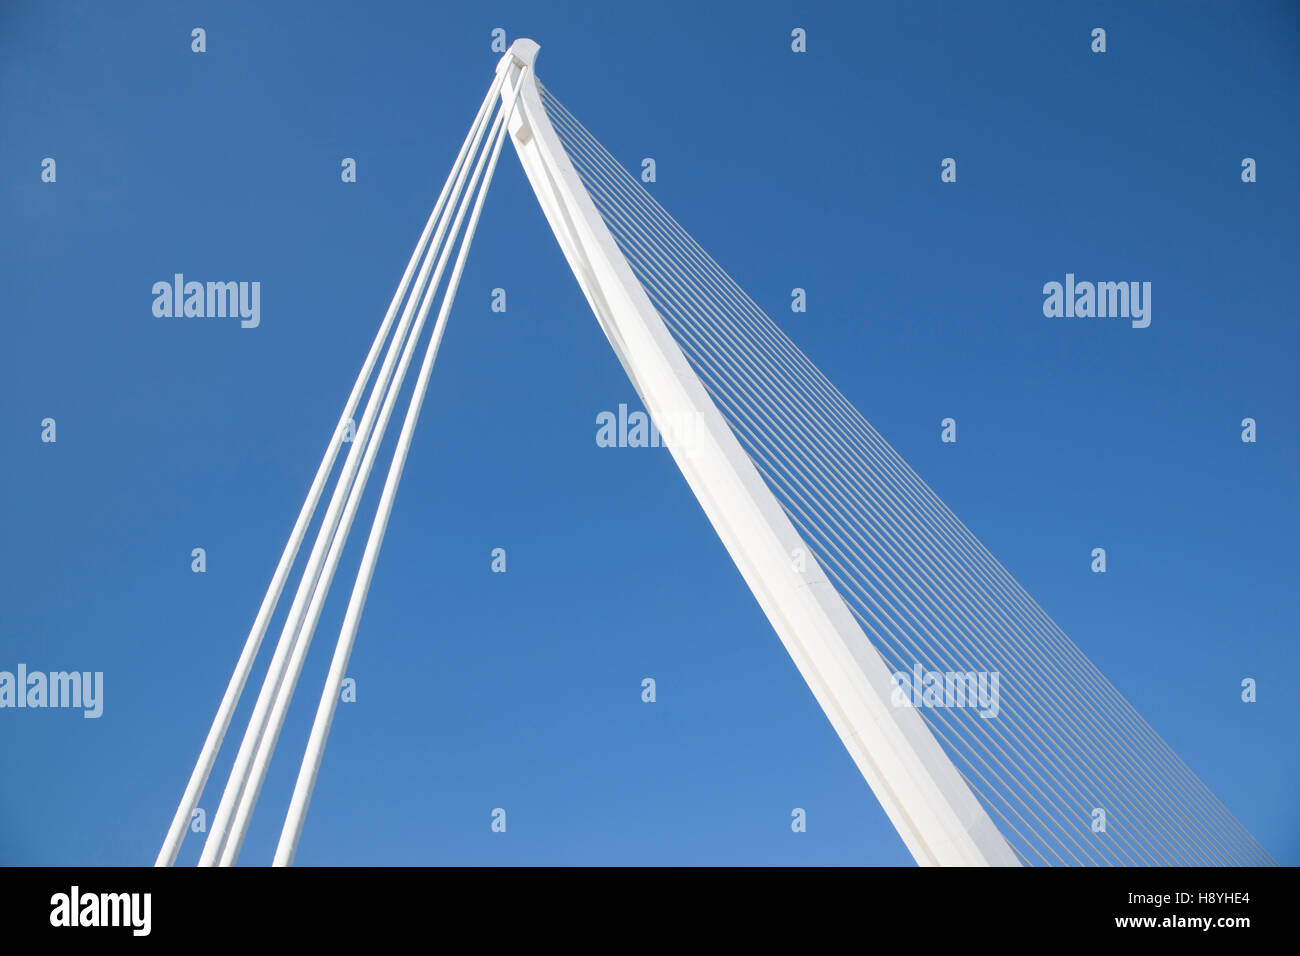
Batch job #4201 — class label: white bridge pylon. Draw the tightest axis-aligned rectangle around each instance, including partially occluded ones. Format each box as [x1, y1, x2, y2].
[159, 40, 1271, 868]
[498, 40, 1018, 867]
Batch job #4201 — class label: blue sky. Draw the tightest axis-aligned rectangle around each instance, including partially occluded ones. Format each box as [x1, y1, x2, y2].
[1, 0, 1296, 866]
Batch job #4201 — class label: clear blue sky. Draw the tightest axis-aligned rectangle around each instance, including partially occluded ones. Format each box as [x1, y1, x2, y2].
[2, 0, 1296, 865]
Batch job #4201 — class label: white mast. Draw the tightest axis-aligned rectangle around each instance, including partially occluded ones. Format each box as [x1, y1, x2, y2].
[497, 39, 1018, 867]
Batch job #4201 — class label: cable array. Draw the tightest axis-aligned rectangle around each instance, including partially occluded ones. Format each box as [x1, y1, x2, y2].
[539, 80, 1274, 866]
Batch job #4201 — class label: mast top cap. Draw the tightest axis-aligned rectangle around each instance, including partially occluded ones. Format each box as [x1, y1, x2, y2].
[498, 38, 540, 73]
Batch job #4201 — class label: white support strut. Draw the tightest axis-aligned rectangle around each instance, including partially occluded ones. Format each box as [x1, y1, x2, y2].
[498, 38, 1019, 867]
[155, 69, 508, 868]
[270, 57, 526, 867]
[219, 82, 514, 869]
